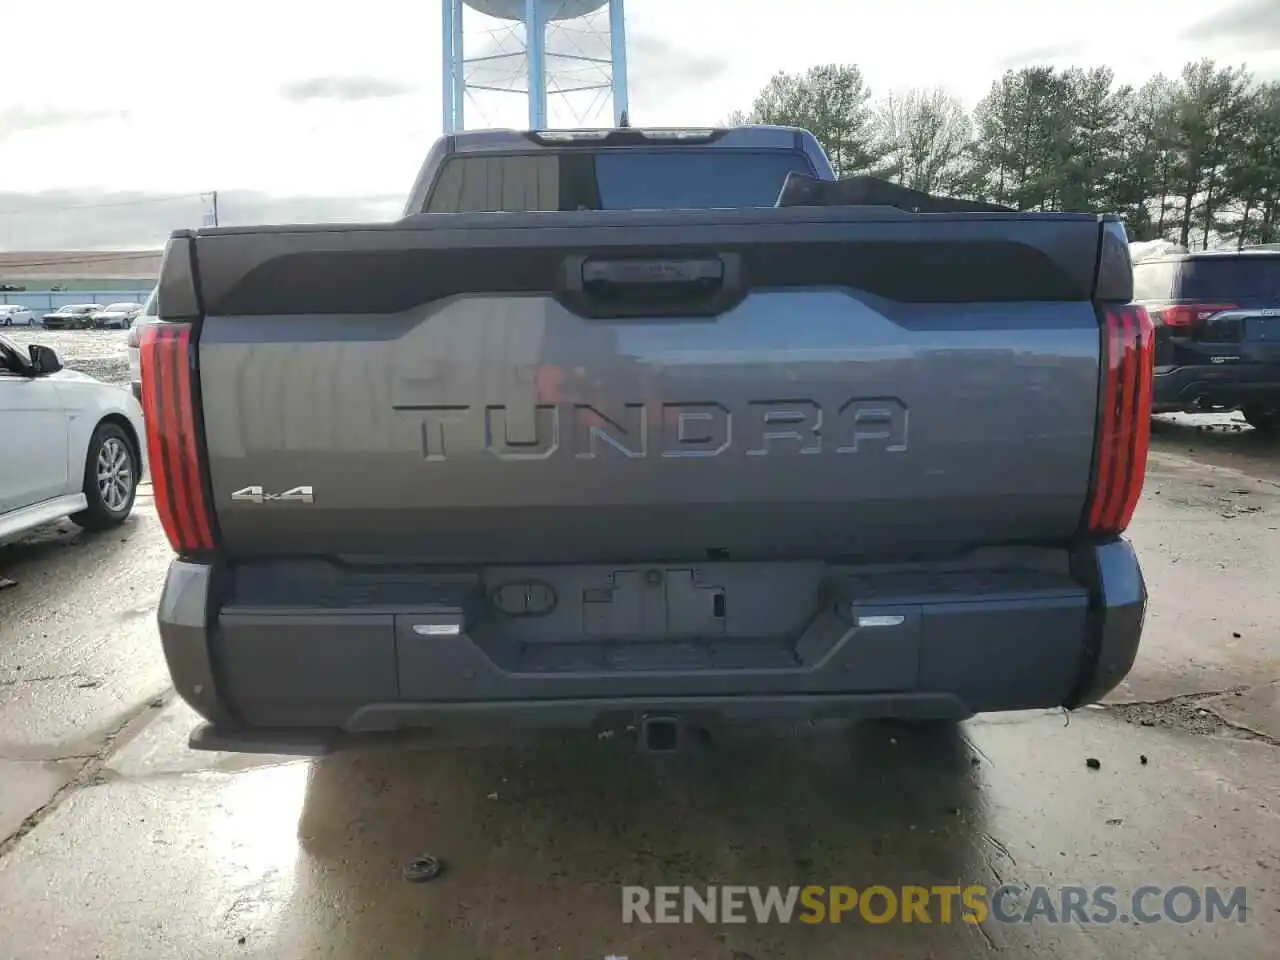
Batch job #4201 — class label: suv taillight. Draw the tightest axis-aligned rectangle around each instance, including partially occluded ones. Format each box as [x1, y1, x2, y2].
[139, 322, 216, 555]
[1150, 302, 1241, 343]
[1085, 304, 1154, 538]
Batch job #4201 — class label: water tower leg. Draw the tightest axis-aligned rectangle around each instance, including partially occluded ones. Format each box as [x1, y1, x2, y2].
[441, 0, 456, 133]
[610, 0, 629, 126]
[451, 0, 466, 130]
[525, 0, 547, 129]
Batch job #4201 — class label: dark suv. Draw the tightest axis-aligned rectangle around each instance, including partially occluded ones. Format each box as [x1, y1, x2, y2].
[1135, 248, 1280, 430]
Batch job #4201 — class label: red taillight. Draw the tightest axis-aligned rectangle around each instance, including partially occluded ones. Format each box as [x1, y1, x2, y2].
[1086, 304, 1155, 537]
[1150, 302, 1237, 329]
[139, 322, 216, 554]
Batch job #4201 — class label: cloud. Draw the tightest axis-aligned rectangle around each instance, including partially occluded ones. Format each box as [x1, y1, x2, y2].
[627, 34, 729, 102]
[0, 107, 126, 141]
[1185, 0, 1280, 52]
[992, 42, 1088, 72]
[0, 191, 404, 250]
[279, 75, 415, 102]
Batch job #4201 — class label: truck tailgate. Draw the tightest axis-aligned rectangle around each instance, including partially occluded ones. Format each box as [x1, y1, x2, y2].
[184, 208, 1108, 563]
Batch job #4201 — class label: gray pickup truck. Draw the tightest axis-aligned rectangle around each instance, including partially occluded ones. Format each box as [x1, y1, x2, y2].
[143, 126, 1152, 755]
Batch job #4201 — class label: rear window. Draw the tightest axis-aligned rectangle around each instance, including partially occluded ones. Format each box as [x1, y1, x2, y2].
[424, 149, 814, 213]
[1175, 256, 1280, 301]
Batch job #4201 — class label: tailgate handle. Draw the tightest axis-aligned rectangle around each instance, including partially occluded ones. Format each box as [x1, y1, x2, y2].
[561, 254, 744, 319]
[583, 257, 724, 289]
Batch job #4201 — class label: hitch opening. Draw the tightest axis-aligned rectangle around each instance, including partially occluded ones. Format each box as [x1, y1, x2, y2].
[640, 715, 682, 753]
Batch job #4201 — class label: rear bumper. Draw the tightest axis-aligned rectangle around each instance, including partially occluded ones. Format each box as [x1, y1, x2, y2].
[158, 540, 1146, 754]
[1153, 362, 1280, 412]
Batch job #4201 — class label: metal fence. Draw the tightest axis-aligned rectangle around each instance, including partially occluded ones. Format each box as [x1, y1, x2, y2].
[1, 289, 153, 313]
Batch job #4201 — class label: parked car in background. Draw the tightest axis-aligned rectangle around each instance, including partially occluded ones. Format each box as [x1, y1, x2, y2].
[1135, 247, 1280, 430]
[126, 287, 158, 401]
[93, 301, 144, 329]
[0, 305, 34, 326]
[0, 333, 146, 541]
[41, 304, 102, 330]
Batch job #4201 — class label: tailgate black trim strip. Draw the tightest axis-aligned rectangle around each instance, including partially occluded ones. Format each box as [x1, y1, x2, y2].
[204, 239, 1091, 315]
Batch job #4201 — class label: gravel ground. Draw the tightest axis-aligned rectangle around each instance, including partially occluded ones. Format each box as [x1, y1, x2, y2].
[4, 327, 131, 386]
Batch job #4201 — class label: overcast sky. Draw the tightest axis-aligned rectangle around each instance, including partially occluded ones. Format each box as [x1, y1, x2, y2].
[1, 0, 1277, 249]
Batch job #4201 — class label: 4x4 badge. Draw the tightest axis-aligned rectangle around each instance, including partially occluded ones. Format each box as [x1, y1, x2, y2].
[230, 485, 314, 504]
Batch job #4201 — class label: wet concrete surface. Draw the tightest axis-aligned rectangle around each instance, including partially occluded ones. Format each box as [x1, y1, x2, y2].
[1, 708, 1277, 958]
[1201, 681, 1280, 742]
[1120, 447, 1280, 704]
[0, 490, 171, 759]
[0, 339, 1277, 958]
[0, 759, 74, 841]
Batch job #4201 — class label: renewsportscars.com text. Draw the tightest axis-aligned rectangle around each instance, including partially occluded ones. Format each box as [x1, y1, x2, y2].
[621, 885, 1247, 925]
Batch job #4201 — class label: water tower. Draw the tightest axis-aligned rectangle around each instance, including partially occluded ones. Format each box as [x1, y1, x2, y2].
[442, 0, 629, 131]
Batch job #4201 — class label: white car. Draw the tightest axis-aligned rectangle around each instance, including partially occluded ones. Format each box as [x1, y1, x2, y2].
[126, 287, 159, 401]
[0, 305, 34, 327]
[0, 334, 146, 540]
[93, 301, 144, 329]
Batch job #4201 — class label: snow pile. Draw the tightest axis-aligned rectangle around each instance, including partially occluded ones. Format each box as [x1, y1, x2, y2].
[1129, 240, 1188, 263]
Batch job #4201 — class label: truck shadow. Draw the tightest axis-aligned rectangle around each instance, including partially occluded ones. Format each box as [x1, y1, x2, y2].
[283, 720, 999, 958]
